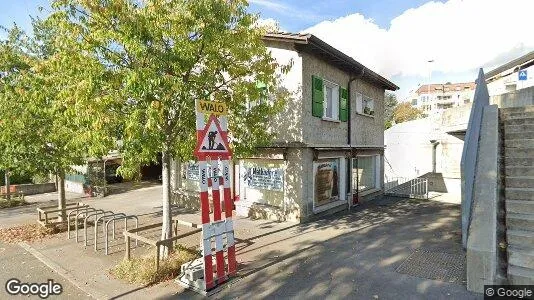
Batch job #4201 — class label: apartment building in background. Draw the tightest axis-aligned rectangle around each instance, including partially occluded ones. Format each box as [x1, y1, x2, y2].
[407, 82, 476, 115]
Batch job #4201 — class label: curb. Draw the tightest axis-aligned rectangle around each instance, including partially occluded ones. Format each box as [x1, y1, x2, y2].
[18, 242, 108, 300]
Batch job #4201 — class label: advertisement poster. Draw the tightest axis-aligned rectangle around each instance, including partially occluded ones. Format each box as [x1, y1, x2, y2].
[314, 160, 339, 206]
[242, 163, 284, 191]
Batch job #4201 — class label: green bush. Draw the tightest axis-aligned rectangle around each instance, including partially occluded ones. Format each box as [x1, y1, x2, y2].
[0, 170, 33, 185]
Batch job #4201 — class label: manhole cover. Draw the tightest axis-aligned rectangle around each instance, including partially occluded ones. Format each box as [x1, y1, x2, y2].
[395, 249, 466, 284]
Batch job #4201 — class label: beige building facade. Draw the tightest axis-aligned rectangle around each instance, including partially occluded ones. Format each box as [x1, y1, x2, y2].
[172, 33, 398, 222]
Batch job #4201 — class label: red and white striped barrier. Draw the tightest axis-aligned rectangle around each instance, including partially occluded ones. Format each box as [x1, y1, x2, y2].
[193, 105, 236, 292]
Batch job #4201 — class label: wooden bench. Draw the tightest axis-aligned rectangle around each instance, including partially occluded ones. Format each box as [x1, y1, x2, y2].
[37, 202, 85, 226]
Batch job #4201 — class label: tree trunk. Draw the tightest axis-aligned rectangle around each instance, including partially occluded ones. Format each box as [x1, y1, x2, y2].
[4, 169, 11, 201]
[160, 150, 172, 259]
[57, 169, 67, 222]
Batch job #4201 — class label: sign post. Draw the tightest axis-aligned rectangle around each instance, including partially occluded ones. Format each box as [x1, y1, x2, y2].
[177, 100, 236, 295]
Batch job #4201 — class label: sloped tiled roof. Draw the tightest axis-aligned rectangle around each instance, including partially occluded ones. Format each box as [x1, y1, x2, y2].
[263, 32, 399, 91]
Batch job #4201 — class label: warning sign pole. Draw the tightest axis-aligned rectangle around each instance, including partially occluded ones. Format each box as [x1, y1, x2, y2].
[178, 100, 236, 295]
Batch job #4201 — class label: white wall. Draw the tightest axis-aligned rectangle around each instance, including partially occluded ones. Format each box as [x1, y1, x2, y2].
[267, 46, 302, 94]
[385, 118, 437, 182]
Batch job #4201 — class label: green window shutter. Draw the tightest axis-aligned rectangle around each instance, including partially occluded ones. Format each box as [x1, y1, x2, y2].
[312, 75, 324, 117]
[339, 87, 348, 121]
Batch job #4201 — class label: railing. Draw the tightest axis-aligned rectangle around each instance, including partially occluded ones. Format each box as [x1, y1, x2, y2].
[385, 177, 429, 199]
[461, 69, 490, 248]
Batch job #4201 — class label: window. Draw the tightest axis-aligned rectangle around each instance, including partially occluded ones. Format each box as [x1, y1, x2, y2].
[356, 93, 375, 116]
[311, 75, 348, 121]
[352, 155, 380, 192]
[323, 81, 339, 119]
[411, 99, 417, 106]
[314, 159, 340, 207]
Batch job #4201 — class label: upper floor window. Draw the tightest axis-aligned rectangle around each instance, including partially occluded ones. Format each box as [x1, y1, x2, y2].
[356, 93, 375, 116]
[324, 80, 339, 119]
[312, 75, 348, 122]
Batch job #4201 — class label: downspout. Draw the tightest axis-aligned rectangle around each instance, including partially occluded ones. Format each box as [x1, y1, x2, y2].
[348, 68, 365, 209]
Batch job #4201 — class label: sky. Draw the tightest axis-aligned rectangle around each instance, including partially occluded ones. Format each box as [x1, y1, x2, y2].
[1, 0, 533, 99]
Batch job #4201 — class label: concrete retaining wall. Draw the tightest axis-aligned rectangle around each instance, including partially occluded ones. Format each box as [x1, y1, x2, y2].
[466, 104, 500, 292]
[491, 86, 534, 108]
[1, 183, 56, 196]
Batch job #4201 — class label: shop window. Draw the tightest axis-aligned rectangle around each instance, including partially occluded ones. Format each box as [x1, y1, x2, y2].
[353, 156, 380, 192]
[313, 159, 340, 207]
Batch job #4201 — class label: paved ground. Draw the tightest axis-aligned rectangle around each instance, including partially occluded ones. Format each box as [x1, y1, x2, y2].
[0, 189, 479, 299]
[0, 240, 91, 299]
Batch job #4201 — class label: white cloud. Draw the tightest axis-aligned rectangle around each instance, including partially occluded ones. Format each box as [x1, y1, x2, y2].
[255, 18, 283, 32]
[303, 0, 534, 79]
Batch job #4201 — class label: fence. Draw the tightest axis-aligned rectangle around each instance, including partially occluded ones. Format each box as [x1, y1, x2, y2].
[385, 177, 429, 199]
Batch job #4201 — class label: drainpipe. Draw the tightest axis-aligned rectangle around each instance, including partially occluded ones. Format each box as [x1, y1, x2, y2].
[430, 140, 440, 173]
[348, 68, 365, 209]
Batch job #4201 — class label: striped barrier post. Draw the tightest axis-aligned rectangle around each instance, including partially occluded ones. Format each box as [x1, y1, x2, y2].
[199, 160, 214, 290]
[222, 159, 237, 275]
[189, 101, 235, 293]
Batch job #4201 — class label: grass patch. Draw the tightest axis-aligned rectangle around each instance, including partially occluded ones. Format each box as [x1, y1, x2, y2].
[111, 245, 200, 285]
[0, 223, 61, 244]
[0, 195, 27, 209]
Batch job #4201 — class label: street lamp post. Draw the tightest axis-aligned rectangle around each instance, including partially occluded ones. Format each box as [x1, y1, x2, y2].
[428, 59, 434, 111]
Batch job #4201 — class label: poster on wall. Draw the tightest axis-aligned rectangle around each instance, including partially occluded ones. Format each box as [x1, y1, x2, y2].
[242, 163, 284, 191]
[314, 160, 339, 206]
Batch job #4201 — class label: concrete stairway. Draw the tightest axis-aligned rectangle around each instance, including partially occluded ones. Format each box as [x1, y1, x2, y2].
[502, 106, 534, 284]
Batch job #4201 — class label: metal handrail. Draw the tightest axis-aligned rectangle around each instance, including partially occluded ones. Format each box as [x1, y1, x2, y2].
[84, 210, 114, 246]
[104, 215, 138, 255]
[67, 204, 90, 239]
[94, 213, 126, 251]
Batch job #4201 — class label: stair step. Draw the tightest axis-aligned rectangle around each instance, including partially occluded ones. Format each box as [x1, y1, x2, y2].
[506, 188, 534, 200]
[505, 124, 534, 133]
[506, 167, 534, 177]
[505, 157, 534, 167]
[505, 131, 534, 140]
[507, 213, 534, 230]
[508, 265, 534, 285]
[509, 247, 534, 269]
[504, 117, 534, 126]
[505, 148, 534, 158]
[502, 111, 534, 120]
[507, 200, 534, 214]
[505, 139, 534, 148]
[508, 230, 534, 249]
[506, 176, 534, 188]
[501, 106, 534, 114]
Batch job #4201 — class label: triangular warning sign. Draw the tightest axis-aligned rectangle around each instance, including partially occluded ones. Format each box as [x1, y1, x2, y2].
[194, 114, 232, 159]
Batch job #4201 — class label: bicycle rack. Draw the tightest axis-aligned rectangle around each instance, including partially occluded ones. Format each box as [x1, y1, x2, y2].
[66, 205, 90, 240]
[104, 215, 138, 255]
[84, 210, 114, 246]
[74, 207, 100, 242]
[95, 213, 126, 251]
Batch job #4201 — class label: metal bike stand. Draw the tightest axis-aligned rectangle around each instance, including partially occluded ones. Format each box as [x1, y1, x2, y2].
[67, 205, 89, 239]
[75, 207, 99, 242]
[104, 215, 138, 255]
[83, 210, 111, 246]
[94, 213, 126, 251]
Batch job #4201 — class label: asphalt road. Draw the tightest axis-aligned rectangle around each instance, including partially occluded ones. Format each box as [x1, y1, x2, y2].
[0, 240, 92, 300]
